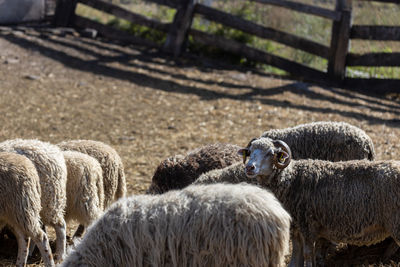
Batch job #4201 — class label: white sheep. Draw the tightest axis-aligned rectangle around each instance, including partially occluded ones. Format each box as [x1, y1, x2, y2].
[0, 139, 67, 261]
[62, 151, 104, 239]
[0, 152, 54, 267]
[61, 183, 291, 267]
[242, 137, 400, 266]
[58, 140, 126, 208]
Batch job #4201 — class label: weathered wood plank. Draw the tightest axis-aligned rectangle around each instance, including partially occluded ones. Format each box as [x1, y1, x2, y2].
[251, 0, 341, 21]
[195, 4, 330, 59]
[351, 25, 400, 41]
[45, 0, 57, 16]
[328, 0, 352, 80]
[78, 0, 169, 32]
[189, 28, 328, 82]
[145, 0, 180, 8]
[73, 15, 161, 47]
[357, 0, 399, 3]
[343, 78, 400, 94]
[54, 0, 78, 26]
[347, 52, 400, 66]
[163, 0, 197, 56]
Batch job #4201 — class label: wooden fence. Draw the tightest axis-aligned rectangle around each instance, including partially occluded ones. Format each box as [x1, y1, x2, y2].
[54, 0, 400, 94]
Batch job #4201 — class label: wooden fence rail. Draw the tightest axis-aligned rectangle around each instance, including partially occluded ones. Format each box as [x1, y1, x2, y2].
[54, 0, 400, 94]
[194, 4, 331, 59]
[252, 0, 342, 21]
[351, 26, 400, 40]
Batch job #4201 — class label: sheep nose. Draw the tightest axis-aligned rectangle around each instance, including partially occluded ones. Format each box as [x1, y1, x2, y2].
[246, 164, 255, 172]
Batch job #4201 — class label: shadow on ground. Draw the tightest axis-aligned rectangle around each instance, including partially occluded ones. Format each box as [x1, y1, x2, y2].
[1, 27, 399, 129]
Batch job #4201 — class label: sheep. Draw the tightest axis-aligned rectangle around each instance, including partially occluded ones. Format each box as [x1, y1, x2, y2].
[0, 152, 54, 267]
[261, 121, 375, 161]
[148, 122, 375, 194]
[241, 137, 400, 266]
[0, 139, 67, 261]
[61, 183, 291, 267]
[62, 151, 104, 239]
[147, 143, 242, 194]
[58, 140, 126, 208]
[194, 161, 248, 185]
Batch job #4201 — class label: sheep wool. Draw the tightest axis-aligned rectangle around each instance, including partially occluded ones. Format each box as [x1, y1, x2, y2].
[58, 140, 126, 208]
[147, 143, 242, 194]
[244, 137, 400, 266]
[261, 121, 375, 161]
[0, 152, 54, 267]
[194, 161, 250, 185]
[63, 151, 104, 236]
[61, 183, 291, 267]
[0, 139, 67, 261]
[148, 122, 374, 194]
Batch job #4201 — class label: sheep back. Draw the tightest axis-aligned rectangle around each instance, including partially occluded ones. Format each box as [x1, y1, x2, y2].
[63, 151, 104, 226]
[0, 152, 42, 235]
[261, 121, 375, 161]
[147, 143, 242, 194]
[61, 183, 291, 267]
[58, 140, 126, 208]
[0, 139, 67, 226]
[194, 162, 252, 185]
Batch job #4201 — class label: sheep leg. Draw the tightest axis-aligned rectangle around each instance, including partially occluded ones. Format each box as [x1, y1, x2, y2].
[315, 238, 336, 265]
[383, 239, 400, 262]
[14, 227, 30, 267]
[28, 223, 46, 256]
[73, 224, 85, 239]
[303, 240, 316, 267]
[30, 228, 55, 267]
[53, 220, 67, 262]
[288, 229, 304, 267]
[383, 226, 400, 261]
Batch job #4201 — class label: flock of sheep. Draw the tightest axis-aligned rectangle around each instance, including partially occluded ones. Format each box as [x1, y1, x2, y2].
[1, 121, 399, 267]
[0, 139, 125, 267]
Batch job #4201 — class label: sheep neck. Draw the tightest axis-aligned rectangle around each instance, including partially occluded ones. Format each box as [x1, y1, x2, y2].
[257, 163, 297, 210]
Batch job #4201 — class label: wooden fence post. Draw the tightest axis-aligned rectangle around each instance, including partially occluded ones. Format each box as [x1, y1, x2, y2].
[328, 0, 352, 81]
[53, 0, 79, 27]
[163, 0, 197, 57]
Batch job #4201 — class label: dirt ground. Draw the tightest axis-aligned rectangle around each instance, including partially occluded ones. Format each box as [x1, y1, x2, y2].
[0, 25, 400, 266]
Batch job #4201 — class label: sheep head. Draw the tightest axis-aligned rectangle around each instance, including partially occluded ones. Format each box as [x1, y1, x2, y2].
[238, 137, 258, 164]
[239, 137, 291, 179]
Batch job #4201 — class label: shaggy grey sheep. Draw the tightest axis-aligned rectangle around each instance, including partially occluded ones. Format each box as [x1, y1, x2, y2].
[261, 121, 375, 161]
[63, 151, 104, 239]
[148, 122, 374, 194]
[61, 183, 291, 267]
[242, 137, 400, 267]
[0, 139, 67, 261]
[194, 161, 248, 185]
[147, 143, 242, 194]
[0, 152, 54, 267]
[58, 140, 126, 208]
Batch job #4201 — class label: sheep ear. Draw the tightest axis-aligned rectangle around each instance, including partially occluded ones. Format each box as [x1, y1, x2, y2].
[237, 148, 250, 164]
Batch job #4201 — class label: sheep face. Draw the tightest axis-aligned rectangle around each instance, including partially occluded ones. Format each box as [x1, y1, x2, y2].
[243, 138, 292, 180]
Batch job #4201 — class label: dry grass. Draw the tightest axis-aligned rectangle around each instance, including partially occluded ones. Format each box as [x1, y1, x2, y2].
[0, 25, 399, 266]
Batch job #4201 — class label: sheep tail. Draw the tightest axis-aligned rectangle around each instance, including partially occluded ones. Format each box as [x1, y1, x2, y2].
[368, 143, 376, 161]
[115, 167, 126, 200]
